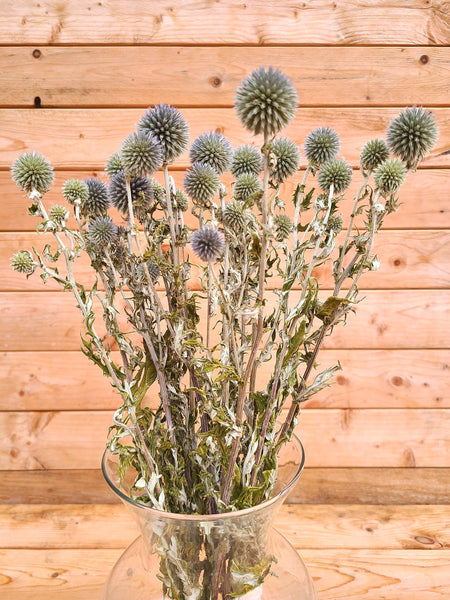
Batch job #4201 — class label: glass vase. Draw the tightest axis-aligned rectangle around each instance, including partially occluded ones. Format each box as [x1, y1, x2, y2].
[101, 434, 317, 600]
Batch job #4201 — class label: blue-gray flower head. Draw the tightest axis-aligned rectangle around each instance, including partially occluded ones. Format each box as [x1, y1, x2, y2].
[234, 173, 262, 202]
[327, 214, 344, 234]
[191, 226, 225, 262]
[138, 104, 189, 164]
[11, 250, 35, 274]
[108, 171, 153, 217]
[274, 214, 293, 241]
[360, 139, 389, 172]
[270, 137, 300, 183]
[304, 127, 340, 167]
[235, 67, 298, 136]
[63, 179, 89, 205]
[120, 132, 162, 177]
[105, 152, 124, 178]
[175, 190, 189, 212]
[222, 201, 247, 231]
[318, 159, 352, 194]
[82, 178, 110, 216]
[11, 152, 54, 194]
[184, 163, 220, 206]
[49, 204, 69, 224]
[190, 131, 233, 174]
[231, 145, 262, 177]
[149, 178, 166, 205]
[88, 216, 118, 248]
[374, 159, 407, 196]
[387, 106, 438, 169]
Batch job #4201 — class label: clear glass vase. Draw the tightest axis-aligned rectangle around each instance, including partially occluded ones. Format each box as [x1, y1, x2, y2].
[101, 434, 317, 600]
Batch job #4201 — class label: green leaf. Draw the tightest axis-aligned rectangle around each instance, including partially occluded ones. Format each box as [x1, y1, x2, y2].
[316, 296, 353, 323]
[282, 321, 306, 368]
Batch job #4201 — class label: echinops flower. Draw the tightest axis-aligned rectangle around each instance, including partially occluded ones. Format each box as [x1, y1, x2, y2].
[274, 214, 293, 241]
[184, 163, 220, 206]
[63, 179, 89, 205]
[190, 131, 233, 174]
[387, 106, 438, 169]
[231, 145, 262, 177]
[49, 205, 69, 224]
[138, 104, 189, 164]
[11, 250, 35, 274]
[270, 137, 300, 183]
[105, 153, 124, 178]
[360, 139, 389, 172]
[222, 201, 247, 232]
[11, 152, 54, 194]
[374, 159, 407, 196]
[191, 226, 225, 262]
[88, 216, 118, 248]
[82, 178, 110, 216]
[234, 173, 262, 202]
[108, 171, 153, 216]
[304, 127, 340, 167]
[235, 67, 298, 136]
[120, 132, 162, 177]
[317, 159, 352, 194]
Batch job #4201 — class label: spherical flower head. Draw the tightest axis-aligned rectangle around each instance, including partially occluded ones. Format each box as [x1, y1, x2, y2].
[234, 173, 262, 202]
[360, 138, 389, 172]
[317, 159, 352, 194]
[11, 152, 54, 194]
[387, 106, 438, 169]
[105, 152, 124, 178]
[231, 144, 262, 177]
[81, 178, 110, 216]
[120, 132, 162, 178]
[191, 226, 225, 262]
[222, 201, 247, 231]
[235, 67, 298, 136]
[270, 137, 300, 183]
[49, 204, 69, 224]
[327, 214, 344, 234]
[184, 163, 220, 207]
[175, 189, 189, 212]
[146, 261, 161, 283]
[138, 104, 189, 164]
[274, 214, 293, 241]
[190, 131, 233, 174]
[304, 127, 340, 167]
[108, 171, 153, 216]
[374, 159, 407, 196]
[149, 178, 166, 205]
[63, 179, 89, 205]
[11, 250, 35, 275]
[88, 216, 118, 248]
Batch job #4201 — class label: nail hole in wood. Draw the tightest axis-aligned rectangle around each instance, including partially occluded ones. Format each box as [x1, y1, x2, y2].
[32, 49, 41, 59]
[420, 55, 429, 64]
[34, 96, 41, 108]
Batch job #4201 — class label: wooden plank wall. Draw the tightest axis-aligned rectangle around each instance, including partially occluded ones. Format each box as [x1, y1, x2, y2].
[0, 2, 449, 598]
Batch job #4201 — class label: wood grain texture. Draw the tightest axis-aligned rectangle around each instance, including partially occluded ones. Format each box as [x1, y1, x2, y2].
[0, 548, 449, 599]
[0, 503, 448, 549]
[1, 290, 448, 351]
[2, 170, 449, 232]
[2, 349, 448, 411]
[1, 1, 449, 45]
[2, 468, 449, 505]
[1, 46, 449, 107]
[1, 409, 448, 470]
[0, 108, 449, 169]
[3, 229, 449, 292]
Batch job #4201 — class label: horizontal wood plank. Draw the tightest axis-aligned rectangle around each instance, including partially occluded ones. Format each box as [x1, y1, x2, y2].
[2, 467, 449, 505]
[0, 503, 448, 549]
[2, 169, 449, 232]
[1, 290, 448, 351]
[1, 46, 449, 107]
[4, 229, 449, 292]
[0, 548, 448, 599]
[0, 108, 448, 169]
[1, 1, 449, 45]
[1, 349, 448, 411]
[0, 409, 448, 469]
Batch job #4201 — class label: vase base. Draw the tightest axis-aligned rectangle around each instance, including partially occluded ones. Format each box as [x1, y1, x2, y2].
[102, 528, 317, 600]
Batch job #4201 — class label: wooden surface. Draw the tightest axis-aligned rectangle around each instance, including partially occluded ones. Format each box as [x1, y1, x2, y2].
[0, 1, 449, 599]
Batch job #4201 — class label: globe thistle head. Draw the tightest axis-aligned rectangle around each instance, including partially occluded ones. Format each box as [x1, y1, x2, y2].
[231, 144, 262, 177]
[80, 178, 110, 216]
[360, 138, 389, 172]
[317, 159, 352, 194]
[49, 204, 69, 224]
[88, 216, 118, 248]
[120, 132, 162, 177]
[63, 179, 89, 205]
[387, 106, 438, 169]
[105, 152, 124, 178]
[374, 159, 407, 196]
[234, 173, 262, 202]
[184, 163, 220, 207]
[222, 201, 247, 232]
[327, 214, 344, 234]
[235, 67, 298, 136]
[108, 171, 153, 217]
[11, 250, 35, 275]
[138, 104, 189, 164]
[11, 152, 54, 194]
[175, 190, 189, 212]
[191, 226, 225, 262]
[304, 127, 340, 167]
[190, 131, 233, 174]
[270, 137, 300, 183]
[274, 213, 293, 241]
[146, 261, 161, 283]
[149, 178, 166, 205]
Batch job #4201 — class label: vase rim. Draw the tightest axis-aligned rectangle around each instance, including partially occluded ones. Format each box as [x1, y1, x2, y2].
[101, 433, 305, 521]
